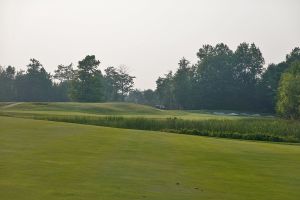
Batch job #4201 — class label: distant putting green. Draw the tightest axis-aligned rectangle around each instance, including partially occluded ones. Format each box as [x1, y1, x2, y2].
[1, 116, 300, 200]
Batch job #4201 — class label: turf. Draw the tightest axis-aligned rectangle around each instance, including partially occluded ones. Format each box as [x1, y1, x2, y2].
[0, 102, 253, 120]
[0, 102, 167, 115]
[1, 116, 300, 200]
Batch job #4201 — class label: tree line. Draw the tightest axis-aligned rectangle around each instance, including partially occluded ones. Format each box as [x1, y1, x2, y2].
[128, 43, 300, 118]
[0, 55, 135, 102]
[1, 43, 299, 119]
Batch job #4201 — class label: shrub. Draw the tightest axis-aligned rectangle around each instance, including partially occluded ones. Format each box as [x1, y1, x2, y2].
[277, 61, 300, 119]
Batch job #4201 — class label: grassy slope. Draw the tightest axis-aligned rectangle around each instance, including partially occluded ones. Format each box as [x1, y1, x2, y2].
[0, 102, 247, 120]
[0, 102, 166, 115]
[1, 116, 300, 200]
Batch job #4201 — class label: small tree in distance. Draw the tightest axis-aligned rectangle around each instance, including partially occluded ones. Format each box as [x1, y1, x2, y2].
[118, 66, 135, 101]
[104, 66, 135, 101]
[54, 63, 75, 82]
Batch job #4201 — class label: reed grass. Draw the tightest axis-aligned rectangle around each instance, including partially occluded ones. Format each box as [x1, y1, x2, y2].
[1, 111, 299, 143]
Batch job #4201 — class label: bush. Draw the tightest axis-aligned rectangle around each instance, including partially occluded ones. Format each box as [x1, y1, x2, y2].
[277, 61, 300, 119]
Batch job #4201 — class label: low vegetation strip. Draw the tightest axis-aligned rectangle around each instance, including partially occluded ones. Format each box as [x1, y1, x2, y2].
[1, 111, 299, 143]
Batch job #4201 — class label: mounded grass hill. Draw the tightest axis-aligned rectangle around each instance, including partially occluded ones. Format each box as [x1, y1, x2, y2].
[1, 116, 300, 200]
[0, 102, 166, 115]
[0, 102, 257, 119]
[0, 102, 274, 123]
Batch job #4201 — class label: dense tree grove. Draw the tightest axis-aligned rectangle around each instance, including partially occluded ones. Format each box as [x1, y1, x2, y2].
[1, 44, 299, 118]
[127, 89, 159, 106]
[0, 55, 135, 102]
[153, 44, 300, 115]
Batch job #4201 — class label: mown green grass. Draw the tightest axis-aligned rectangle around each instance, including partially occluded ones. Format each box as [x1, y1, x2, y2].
[0, 116, 300, 200]
[0, 102, 249, 120]
[0, 102, 166, 115]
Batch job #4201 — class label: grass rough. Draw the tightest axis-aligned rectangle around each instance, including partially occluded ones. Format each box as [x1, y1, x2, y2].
[1, 104, 299, 143]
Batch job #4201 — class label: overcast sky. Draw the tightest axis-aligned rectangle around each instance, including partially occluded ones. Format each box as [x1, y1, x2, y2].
[1, 0, 299, 89]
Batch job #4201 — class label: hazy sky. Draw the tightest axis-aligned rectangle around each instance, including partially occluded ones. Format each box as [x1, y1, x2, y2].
[1, 0, 299, 89]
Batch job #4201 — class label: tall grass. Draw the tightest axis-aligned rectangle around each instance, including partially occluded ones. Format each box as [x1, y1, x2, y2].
[1, 111, 299, 143]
